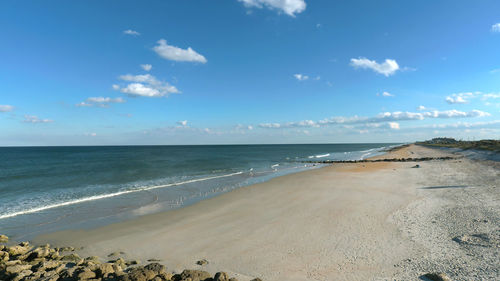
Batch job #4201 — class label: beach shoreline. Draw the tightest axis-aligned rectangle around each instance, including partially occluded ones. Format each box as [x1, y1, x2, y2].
[6, 144, 499, 280]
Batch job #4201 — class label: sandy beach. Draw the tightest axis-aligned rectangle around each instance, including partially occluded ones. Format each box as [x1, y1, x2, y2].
[33, 144, 500, 281]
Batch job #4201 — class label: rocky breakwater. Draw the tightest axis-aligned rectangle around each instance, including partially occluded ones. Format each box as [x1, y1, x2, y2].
[0, 235, 258, 281]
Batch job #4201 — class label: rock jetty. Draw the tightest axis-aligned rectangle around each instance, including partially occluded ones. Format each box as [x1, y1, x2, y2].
[302, 156, 458, 164]
[0, 235, 254, 281]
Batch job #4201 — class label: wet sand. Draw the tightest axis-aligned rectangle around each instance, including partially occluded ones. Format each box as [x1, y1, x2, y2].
[35, 145, 500, 280]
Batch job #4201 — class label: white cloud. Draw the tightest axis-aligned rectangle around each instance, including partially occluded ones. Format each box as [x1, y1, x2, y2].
[76, 102, 93, 107]
[482, 93, 500, 99]
[445, 96, 467, 104]
[378, 91, 394, 97]
[0, 105, 14, 112]
[445, 92, 480, 104]
[238, 0, 306, 17]
[23, 115, 53, 123]
[177, 120, 189, 127]
[141, 64, 152, 71]
[388, 122, 400, 129]
[112, 84, 120, 90]
[491, 23, 500, 32]
[120, 83, 161, 97]
[350, 57, 400, 76]
[417, 105, 426, 111]
[293, 74, 309, 81]
[235, 124, 254, 131]
[153, 39, 207, 63]
[115, 74, 179, 98]
[76, 97, 125, 107]
[444, 91, 500, 105]
[123, 29, 140, 36]
[259, 123, 281, 128]
[87, 97, 125, 103]
[85, 132, 97, 137]
[259, 109, 490, 129]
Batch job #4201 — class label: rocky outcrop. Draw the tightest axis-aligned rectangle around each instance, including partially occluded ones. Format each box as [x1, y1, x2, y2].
[0, 234, 247, 281]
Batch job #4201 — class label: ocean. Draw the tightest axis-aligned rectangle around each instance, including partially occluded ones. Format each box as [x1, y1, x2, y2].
[0, 143, 397, 240]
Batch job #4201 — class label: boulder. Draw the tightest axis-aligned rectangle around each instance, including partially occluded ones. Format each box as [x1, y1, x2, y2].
[5, 264, 32, 274]
[228, 278, 238, 281]
[33, 260, 61, 272]
[61, 253, 81, 262]
[85, 256, 101, 264]
[5, 260, 22, 266]
[58, 246, 75, 252]
[26, 247, 51, 261]
[250, 278, 263, 281]
[12, 269, 33, 281]
[77, 269, 97, 280]
[96, 263, 115, 277]
[126, 259, 140, 266]
[214, 272, 229, 281]
[58, 265, 81, 280]
[173, 269, 212, 281]
[108, 251, 124, 257]
[144, 263, 165, 274]
[0, 234, 8, 243]
[196, 259, 209, 266]
[8, 244, 32, 256]
[0, 250, 9, 261]
[111, 257, 127, 269]
[120, 267, 157, 281]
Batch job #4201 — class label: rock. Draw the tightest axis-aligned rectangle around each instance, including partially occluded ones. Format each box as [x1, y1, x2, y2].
[0, 250, 9, 261]
[112, 262, 124, 273]
[0, 234, 8, 243]
[95, 262, 115, 277]
[26, 247, 51, 261]
[33, 260, 61, 272]
[111, 257, 127, 267]
[78, 269, 97, 280]
[144, 263, 165, 274]
[250, 278, 262, 281]
[126, 259, 140, 266]
[214, 272, 229, 281]
[108, 251, 125, 257]
[412, 164, 420, 168]
[85, 256, 101, 264]
[5, 260, 22, 266]
[5, 264, 32, 274]
[61, 253, 81, 262]
[58, 246, 75, 252]
[147, 259, 162, 262]
[12, 269, 33, 281]
[196, 259, 209, 266]
[228, 278, 238, 281]
[421, 272, 452, 281]
[59, 266, 78, 280]
[39, 275, 60, 281]
[174, 269, 212, 281]
[158, 272, 174, 280]
[120, 267, 157, 281]
[8, 244, 32, 256]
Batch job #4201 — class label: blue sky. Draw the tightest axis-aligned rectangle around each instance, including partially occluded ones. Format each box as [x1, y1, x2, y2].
[1, 0, 499, 145]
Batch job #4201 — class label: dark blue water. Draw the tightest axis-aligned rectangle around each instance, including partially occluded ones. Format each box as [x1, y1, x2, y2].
[0, 144, 396, 240]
